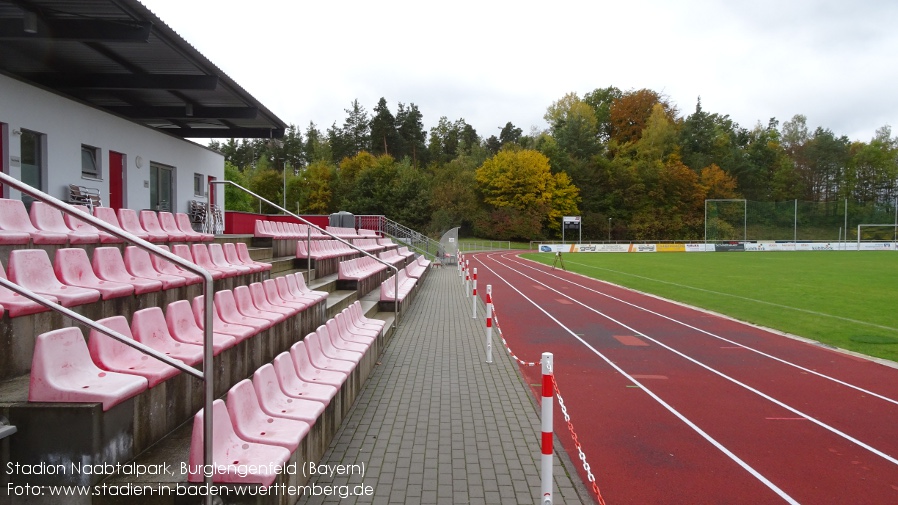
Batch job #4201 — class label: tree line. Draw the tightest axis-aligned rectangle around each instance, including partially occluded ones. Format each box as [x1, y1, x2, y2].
[210, 88, 898, 241]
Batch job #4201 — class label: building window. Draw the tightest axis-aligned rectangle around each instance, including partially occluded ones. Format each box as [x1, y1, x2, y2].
[194, 173, 205, 197]
[81, 144, 100, 178]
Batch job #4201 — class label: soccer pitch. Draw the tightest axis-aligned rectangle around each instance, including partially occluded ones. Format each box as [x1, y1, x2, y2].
[521, 251, 898, 363]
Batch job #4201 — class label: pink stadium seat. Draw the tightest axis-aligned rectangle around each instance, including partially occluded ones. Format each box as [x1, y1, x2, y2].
[187, 399, 291, 486]
[333, 312, 377, 344]
[118, 208, 165, 242]
[226, 379, 309, 452]
[224, 242, 264, 274]
[233, 285, 285, 324]
[175, 212, 213, 241]
[65, 204, 123, 244]
[192, 294, 256, 342]
[8, 249, 101, 307]
[54, 248, 134, 300]
[271, 352, 337, 405]
[274, 276, 311, 309]
[248, 282, 298, 318]
[324, 319, 369, 353]
[131, 307, 204, 366]
[235, 242, 271, 273]
[88, 316, 181, 388]
[287, 273, 328, 304]
[189, 244, 233, 280]
[149, 245, 203, 285]
[95, 206, 148, 241]
[29, 327, 147, 410]
[348, 301, 385, 333]
[0, 263, 58, 317]
[155, 212, 189, 242]
[263, 279, 308, 311]
[172, 243, 225, 282]
[92, 247, 163, 295]
[315, 325, 363, 364]
[165, 300, 236, 355]
[30, 201, 99, 244]
[123, 246, 187, 290]
[139, 210, 179, 242]
[0, 198, 67, 244]
[302, 332, 356, 374]
[252, 364, 325, 425]
[213, 289, 274, 331]
[208, 243, 252, 275]
[289, 341, 347, 388]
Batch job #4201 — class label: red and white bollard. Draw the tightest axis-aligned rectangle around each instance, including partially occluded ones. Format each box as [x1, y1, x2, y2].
[471, 268, 478, 319]
[541, 352, 554, 505]
[485, 285, 493, 363]
[465, 260, 470, 296]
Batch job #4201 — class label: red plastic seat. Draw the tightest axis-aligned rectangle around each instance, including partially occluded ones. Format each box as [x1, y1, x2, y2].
[0, 263, 57, 317]
[290, 341, 347, 388]
[92, 247, 163, 295]
[236, 242, 271, 272]
[273, 277, 311, 310]
[95, 206, 148, 241]
[170, 244, 218, 282]
[30, 202, 99, 244]
[213, 289, 274, 331]
[131, 307, 204, 366]
[302, 332, 356, 374]
[88, 316, 181, 388]
[54, 248, 134, 300]
[335, 310, 378, 340]
[226, 379, 309, 452]
[271, 352, 337, 405]
[140, 210, 184, 242]
[193, 294, 257, 342]
[348, 301, 385, 333]
[188, 244, 232, 280]
[175, 212, 213, 242]
[248, 282, 298, 318]
[314, 325, 363, 364]
[165, 300, 236, 355]
[208, 243, 252, 275]
[118, 208, 166, 242]
[149, 244, 202, 285]
[0, 198, 67, 244]
[187, 399, 291, 486]
[263, 279, 308, 311]
[8, 249, 101, 307]
[65, 204, 123, 244]
[233, 285, 285, 324]
[154, 211, 188, 242]
[286, 273, 327, 304]
[29, 327, 147, 410]
[252, 364, 325, 425]
[325, 319, 369, 353]
[223, 242, 263, 274]
[123, 246, 188, 290]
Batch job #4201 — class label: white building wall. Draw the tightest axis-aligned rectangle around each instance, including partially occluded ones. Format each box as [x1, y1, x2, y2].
[0, 73, 223, 214]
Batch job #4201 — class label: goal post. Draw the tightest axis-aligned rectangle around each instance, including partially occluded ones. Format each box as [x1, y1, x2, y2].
[705, 199, 746, 243]
[856, 223, 898, 249]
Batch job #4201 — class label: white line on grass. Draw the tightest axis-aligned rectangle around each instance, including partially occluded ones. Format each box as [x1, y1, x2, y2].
[480, 252, 898, 470]
[474, 254, 801, 505]
[504, 254, 898, 408]
[560, 259, 898, 333]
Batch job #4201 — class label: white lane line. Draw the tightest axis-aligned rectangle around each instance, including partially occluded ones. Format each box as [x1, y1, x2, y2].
[480, 252, 898, 468]
[474, 254, 800, 505]
[503, 253, 898, 408]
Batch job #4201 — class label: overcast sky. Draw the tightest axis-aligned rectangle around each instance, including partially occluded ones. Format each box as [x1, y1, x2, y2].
[142, 0, 898, 143]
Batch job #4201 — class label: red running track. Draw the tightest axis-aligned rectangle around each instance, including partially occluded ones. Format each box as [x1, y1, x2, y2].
[469, 251, 898, 505]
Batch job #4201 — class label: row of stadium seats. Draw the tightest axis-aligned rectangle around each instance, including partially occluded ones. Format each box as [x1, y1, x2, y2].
[0, 198, 212, 246]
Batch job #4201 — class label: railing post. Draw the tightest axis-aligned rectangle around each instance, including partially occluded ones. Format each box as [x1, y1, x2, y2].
[541, 352, 554, 505]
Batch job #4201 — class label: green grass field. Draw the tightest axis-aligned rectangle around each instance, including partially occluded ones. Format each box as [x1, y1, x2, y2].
[521, 251, 898, 362]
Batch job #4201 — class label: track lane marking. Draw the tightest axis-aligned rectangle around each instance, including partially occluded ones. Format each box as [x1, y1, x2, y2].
[503, 253, 898, 408]
[481, 252, 898, 469]
[474, 253, 800, 505]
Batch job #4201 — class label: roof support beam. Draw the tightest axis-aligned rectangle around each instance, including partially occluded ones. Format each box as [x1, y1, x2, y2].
[21, 73, 219, 90]
[106, 106, 259, 120]
[168, 127, 285, 139]
[0, 19, 152, 42]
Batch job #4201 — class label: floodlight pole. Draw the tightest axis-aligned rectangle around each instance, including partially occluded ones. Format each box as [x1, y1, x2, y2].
[608, 217, 612, 242]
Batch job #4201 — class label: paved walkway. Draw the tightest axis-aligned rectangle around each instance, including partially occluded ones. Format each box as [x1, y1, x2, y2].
[298, 266, 588, 505]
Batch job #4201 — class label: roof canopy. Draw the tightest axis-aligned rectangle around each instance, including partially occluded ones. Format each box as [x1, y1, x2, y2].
[0, 0, 287, 139]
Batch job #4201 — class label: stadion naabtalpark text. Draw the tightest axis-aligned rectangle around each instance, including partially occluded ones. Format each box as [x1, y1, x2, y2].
[537, 242, 897, 253]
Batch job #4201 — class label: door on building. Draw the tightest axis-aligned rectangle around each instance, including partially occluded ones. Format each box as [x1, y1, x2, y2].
[109, 151, 124, 209]
[149, 163, 173, 211]
[20, 129, 42, 208]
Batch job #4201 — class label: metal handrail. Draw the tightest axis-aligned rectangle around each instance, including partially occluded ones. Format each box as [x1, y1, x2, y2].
[0, 172, 216, 504]
[209, 180, 402, 327]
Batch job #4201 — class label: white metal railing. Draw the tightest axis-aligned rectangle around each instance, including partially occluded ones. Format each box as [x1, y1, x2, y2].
[0, 172, 217, 504]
